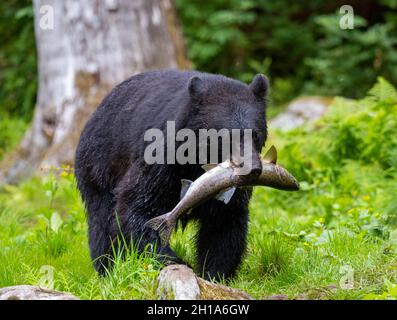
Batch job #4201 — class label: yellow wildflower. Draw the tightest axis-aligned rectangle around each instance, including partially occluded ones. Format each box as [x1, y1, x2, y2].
[60, 171, 69, 178]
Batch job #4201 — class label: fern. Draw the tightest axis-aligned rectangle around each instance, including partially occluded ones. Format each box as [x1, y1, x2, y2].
[368, 77, 397, 103]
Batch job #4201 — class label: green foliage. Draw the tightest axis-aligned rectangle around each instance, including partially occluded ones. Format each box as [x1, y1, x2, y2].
[269, 79, 397, 236]
[0, 1, 35, 155]
[0, 116, 27, 160]
[363, 278, 397, 300]
[176, 1, 397, 104]
[305, 14, 397, 97]
[0, 171, 160, 299]
[0, 79, 396, 299]
[0, 0, 37, 120]
[176, 0, 321, 104]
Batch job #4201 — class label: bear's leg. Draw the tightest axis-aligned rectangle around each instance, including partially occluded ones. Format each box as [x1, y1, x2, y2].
[195, 194, 249, 281]
[82, 187, 115, 274]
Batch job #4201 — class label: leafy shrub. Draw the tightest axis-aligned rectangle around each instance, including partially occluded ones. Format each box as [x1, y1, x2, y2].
[0, 0, 37, 120]
[176, 0, 321, 104]
[176, 1, 397, 103]
[270, 77, 397, 232]
[305, 14, 397, 98]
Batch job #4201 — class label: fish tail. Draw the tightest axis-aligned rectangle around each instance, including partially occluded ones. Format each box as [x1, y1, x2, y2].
[145, 213, 176, 246]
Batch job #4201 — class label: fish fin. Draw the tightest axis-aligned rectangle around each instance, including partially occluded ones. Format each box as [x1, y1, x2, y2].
[215, 187, 236, 204]
[201, 163, 217, 172]
[264, 145, 277, 164]
[145, 213, 176, 246]
[180, 179, 193, 199]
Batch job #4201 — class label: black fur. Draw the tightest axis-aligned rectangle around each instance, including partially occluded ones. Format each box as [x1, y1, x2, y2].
[75, 70, 268, 280]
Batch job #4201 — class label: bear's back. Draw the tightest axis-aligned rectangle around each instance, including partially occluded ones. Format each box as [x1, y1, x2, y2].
[76, 70, 204, 184]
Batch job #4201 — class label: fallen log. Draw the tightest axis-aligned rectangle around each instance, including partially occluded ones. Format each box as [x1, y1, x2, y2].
[157, 265, 253, 300]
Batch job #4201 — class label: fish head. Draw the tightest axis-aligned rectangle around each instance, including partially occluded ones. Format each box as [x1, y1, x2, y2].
[260, 162, 300, 191]
[276, 165, 300, 191]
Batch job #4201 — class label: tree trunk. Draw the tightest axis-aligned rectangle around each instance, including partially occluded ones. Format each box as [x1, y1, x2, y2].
[0, 0, 189, 184]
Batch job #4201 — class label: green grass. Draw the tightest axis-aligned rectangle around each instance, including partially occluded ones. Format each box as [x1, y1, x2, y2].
[0, 115, 27, 161]
[0, 172, 161, 299]
[0, 78, 396, 300]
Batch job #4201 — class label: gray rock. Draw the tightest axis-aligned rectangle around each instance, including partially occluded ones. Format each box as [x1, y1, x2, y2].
[157, 265, 201, 300]
[270, 96, 333, 131]
[0, 285, 79, 300]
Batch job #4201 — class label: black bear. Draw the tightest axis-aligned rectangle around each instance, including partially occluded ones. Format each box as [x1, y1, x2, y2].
[75, 70, 268, 280]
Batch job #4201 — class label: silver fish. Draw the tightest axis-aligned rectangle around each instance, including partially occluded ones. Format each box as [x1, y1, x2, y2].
[146, 146, 299, 245]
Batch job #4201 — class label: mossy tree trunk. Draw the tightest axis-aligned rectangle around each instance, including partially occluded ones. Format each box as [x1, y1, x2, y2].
[0, 0, 189, 184]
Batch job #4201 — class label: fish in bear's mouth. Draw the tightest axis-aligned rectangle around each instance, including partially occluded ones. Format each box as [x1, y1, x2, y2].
[145, 145, 299, 245]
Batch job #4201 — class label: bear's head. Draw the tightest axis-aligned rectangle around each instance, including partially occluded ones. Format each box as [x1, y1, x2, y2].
[186, 73, 268, 176]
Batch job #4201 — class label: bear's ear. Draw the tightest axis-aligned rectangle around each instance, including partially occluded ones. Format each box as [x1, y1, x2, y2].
[188, 76, 207, 102]
[249, 74, 269, 98]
